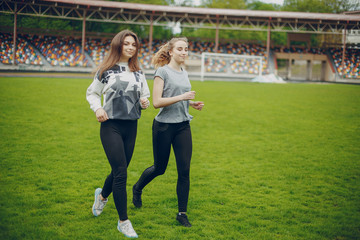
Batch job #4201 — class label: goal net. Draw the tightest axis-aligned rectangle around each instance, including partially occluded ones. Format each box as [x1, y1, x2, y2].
[200, 53, 264, 81]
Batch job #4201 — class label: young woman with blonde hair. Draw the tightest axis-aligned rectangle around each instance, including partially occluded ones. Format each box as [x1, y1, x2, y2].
[86, 29, 150, 238]
[132, 37, 204, 227]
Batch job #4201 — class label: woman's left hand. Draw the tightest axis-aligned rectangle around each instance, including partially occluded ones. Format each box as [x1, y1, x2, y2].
[140, 97, 150, 109]
[190, 101, 205, 111]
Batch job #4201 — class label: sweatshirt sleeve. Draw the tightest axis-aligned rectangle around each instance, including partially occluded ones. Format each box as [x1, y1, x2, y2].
[86, 72, 105, 113]
[140, 73, 150, 98]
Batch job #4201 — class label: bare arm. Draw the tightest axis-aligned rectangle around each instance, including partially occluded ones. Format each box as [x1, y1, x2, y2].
[152, 76, 195, 109]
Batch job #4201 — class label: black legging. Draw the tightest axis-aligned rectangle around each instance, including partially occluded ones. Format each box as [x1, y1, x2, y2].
[100, 119, 137, 221]
[134, 119, 192, 212]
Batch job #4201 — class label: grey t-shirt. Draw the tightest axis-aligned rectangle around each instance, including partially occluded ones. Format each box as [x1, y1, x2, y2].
[154, 65, 193, 123]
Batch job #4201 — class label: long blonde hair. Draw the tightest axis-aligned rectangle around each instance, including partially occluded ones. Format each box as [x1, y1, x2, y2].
[96, 30, 141, 77]
[151, 37, 188, 69]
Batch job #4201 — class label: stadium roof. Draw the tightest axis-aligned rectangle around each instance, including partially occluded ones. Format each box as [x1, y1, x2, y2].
[1, 0, 359, 34]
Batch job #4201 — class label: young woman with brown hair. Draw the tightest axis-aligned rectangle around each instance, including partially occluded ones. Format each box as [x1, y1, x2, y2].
[132, 37, 204, 228]
[86, 30, 150, 238]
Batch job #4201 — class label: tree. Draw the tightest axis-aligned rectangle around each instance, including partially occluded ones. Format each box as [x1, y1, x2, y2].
[282, 0, 360, 13]
[202, 0, 246, 9]
[247, 1, 281, 11]
[103, 0, 168, 5]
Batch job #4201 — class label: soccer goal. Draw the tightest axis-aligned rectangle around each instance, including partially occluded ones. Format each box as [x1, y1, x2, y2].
[200, 53, 264, 81]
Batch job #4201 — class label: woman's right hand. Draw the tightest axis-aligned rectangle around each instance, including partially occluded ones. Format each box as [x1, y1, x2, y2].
[95, 108, 109, 122]
[181, 91, 196, 100]
[140, 97, 150, 109]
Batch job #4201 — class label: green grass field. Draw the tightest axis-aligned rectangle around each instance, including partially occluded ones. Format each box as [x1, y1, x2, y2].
[0, 77, 359, 240]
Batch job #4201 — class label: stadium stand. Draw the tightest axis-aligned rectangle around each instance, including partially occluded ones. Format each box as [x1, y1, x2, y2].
[0, 33, 44, 65]
[273, 46, 327, 55]
[0, 32, 359, 79]
[85, 38, 111, 66]
[139, 39, 165, 69]
[31, 34, 90, 67]
[328, 48, 360, 79]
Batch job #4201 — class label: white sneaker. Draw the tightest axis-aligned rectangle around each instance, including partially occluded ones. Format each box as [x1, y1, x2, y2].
[92, 188, 108, 217]
[117, 219, 138, 238]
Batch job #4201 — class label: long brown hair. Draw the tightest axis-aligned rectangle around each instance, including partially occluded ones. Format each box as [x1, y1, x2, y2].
[151, 37, 188, 69]
[96, 30, 141, 77]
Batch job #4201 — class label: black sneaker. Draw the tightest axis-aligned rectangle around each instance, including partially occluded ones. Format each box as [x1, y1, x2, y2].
[132, 185, 142, 208]
[176, 213, 192, 227]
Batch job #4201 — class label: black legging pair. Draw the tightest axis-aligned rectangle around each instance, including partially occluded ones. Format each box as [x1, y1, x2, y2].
[99, 119, 192, 221]
[100, 119, 137, 221]
[134, 119, 192, 213]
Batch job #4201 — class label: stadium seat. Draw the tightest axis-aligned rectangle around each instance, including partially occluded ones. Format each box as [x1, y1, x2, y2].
[0, 32, 358, 79]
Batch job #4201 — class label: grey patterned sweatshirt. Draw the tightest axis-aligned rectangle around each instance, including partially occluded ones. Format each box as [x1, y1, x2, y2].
[86, 63, 150, 120]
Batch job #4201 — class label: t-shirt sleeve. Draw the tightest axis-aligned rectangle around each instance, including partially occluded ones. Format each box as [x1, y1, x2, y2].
[154, 67, 167, 82]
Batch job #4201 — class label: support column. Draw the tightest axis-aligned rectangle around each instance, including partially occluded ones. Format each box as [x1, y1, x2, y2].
[286, 33, 290, 79]
[12, 3, 17, 65]
[81, 10, 86, 59]
[306, 60, 312, 80]
[266, 18, 271, 76]
[321, 60, 326, 81]
[341, 27, 347, 78]
[149, 12, 154, 55]
[215, 15, 219, 53]
[287, 58, 292, 80]
[266, 18, 271, 61]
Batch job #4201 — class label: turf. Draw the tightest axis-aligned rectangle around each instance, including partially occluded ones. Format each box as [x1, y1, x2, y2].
[0, 77, 359, 240]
